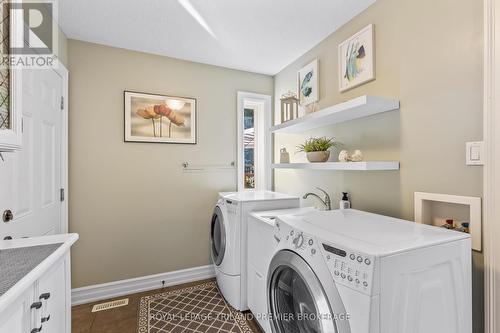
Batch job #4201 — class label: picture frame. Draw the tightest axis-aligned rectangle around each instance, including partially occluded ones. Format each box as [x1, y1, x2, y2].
[124, 91, 197, 144]
[338, 24, 375, 92]
[297, 59, 319, 106]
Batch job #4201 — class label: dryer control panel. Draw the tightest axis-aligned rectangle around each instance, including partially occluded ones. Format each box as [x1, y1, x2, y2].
[274, 219, 376, 296]
[274, 221, 321, 257]
[223, 199, 240, 216]
[320, 242, 375, 296]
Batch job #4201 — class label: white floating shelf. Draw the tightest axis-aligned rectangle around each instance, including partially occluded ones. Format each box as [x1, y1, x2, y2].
[272, 161, 400, 171]
[271, 95, 400, 133]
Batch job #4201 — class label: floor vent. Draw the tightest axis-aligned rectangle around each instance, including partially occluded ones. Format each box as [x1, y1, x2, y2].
[91, 299, 129, 313]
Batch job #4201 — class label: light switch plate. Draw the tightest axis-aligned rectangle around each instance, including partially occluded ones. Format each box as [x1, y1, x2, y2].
[466, 141, 484, 166]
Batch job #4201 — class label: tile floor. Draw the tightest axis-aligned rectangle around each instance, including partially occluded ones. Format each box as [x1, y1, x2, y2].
[72, 279, 263, 333]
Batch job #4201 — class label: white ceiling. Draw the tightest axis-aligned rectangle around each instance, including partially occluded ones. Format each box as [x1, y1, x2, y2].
[59, 0, 375, 75]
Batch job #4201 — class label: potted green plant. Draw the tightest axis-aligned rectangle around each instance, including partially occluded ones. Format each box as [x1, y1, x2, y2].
[297, 137, 340, 163]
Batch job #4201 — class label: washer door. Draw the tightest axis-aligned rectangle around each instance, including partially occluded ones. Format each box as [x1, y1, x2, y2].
[268, 250, 349, 333]
[210, 205, 226, 266]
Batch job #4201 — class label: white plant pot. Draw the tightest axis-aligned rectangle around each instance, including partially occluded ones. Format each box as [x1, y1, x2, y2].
[306, 151, 330, 163]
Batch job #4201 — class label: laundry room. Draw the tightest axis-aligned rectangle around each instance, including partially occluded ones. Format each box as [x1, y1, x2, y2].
[0, 0, 494, 333]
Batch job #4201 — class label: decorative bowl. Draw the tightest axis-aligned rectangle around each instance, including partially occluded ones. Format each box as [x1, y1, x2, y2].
[306, 151, 330, 163]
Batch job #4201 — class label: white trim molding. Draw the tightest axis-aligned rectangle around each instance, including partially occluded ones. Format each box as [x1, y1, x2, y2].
[414, 192, 482, 252]
[484, 0, 499, 331]
[71, 265, 215, 306]
[55, 59, 69, 234]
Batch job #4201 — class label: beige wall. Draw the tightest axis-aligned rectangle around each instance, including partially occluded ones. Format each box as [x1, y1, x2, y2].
[58, 29, 68, 67]
[273, 0, 483, 331]
[67, 40, 273, 288]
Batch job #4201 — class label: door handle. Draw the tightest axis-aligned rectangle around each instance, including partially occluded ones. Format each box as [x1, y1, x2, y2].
[2, 210, 13, 223]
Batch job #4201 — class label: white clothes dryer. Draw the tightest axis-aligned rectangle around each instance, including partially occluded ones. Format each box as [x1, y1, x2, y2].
[210, 191, 299, 311]
[266, 209, 471, 333]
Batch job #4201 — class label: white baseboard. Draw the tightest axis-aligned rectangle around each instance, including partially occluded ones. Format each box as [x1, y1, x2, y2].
[71, 265, 215, 306]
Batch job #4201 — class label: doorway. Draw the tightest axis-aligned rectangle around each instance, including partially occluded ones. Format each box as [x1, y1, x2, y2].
[237, 92, 272, 192]
[0, 61, 68, 238]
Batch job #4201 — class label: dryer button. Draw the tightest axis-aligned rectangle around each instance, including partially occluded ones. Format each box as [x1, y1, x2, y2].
[363, 281, 368, 287]
[347, 276, 353, 282]
[349, 254, 356, 260]
[341, 273, 346, 279]
[357, 256, 363, 263]
[308, 239, 314, 246]
[365, 258, 371, 265]
[334, 271, 340, 276]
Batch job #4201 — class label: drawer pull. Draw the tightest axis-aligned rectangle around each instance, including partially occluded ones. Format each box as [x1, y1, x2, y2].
[39, 293, 51, 300]
[41, 315, 50, 323]
[31, 326, 42, 333]
[30, 302, 42, 310]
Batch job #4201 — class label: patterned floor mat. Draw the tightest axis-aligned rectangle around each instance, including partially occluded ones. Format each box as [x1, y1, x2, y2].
[138, 281, 253, 333]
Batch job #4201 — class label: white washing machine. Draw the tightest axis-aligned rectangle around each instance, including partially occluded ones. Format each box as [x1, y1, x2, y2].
[247, 207, 317, 333]
[210, 191, 299, 311]
[264, 209, 471, 333]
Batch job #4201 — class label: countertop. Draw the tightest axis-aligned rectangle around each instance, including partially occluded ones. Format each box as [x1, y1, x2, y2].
[0, 243, 63, 297]
[0, 233, 79, 314]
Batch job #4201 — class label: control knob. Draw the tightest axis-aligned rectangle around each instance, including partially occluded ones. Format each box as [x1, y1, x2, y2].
[292, 233, 305, 249]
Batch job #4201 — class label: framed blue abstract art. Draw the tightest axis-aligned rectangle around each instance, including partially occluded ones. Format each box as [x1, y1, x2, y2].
[339, 24, 375, 92]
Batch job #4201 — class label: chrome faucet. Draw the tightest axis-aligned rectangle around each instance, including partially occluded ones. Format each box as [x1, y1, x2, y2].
[303, 187, 332, 211]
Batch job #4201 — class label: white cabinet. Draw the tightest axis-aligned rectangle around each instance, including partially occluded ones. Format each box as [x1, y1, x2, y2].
[36, 257, 69, 333]
[0, 288, 33, 333]
[0, 253, 71, 333]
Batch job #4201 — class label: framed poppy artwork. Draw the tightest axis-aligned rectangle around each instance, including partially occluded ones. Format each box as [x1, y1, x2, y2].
[124, 91, 197, 144]
[339, 24, 375, 92]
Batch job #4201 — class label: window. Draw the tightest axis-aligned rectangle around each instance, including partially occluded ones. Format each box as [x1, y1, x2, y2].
[237, 92, 271, 191]
[0, 0, 9, 131]
[244, 108, 255, 189]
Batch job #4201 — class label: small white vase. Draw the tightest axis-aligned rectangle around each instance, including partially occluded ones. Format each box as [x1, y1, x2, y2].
[306, 151, 330, 163]
[280, 148, 290, 163]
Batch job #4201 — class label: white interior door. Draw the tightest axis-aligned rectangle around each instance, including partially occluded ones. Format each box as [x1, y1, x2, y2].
[0, 65, 66, 238]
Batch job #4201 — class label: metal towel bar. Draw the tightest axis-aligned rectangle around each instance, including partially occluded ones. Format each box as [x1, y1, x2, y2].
[182, 161, 236, 172]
